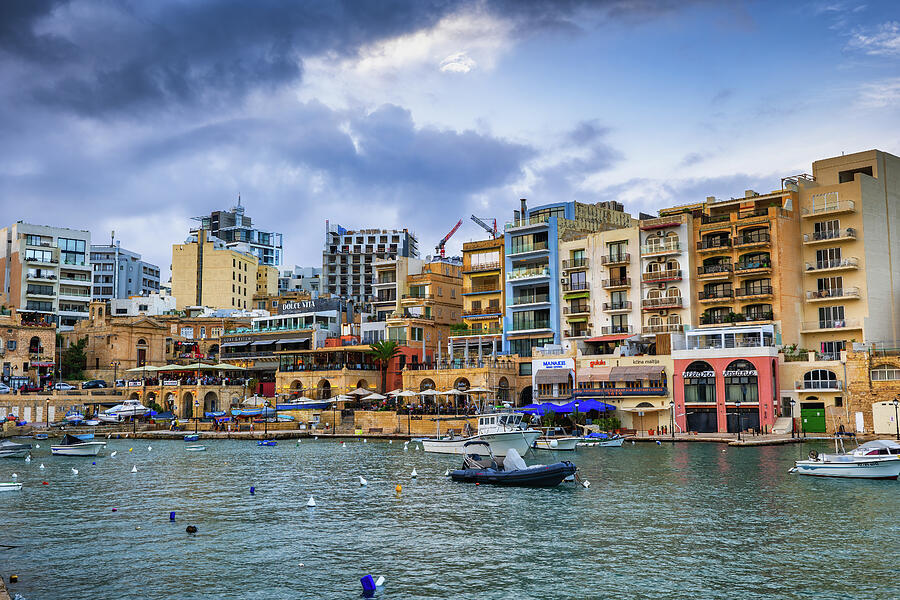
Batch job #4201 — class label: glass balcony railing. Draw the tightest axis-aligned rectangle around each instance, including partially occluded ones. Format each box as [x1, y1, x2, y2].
[507, 267, 550, 280]
[803, 228, 856, 243]
[805, 287, 860, 300]
[600, 253, 630, 265]
[805, 257, 859, 271]
[507, 241, 549, 255]
[512, 294, 550, 305]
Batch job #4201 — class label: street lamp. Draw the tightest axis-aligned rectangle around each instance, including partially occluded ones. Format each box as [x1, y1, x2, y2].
[574, 401, 580, 434]
[790, 399, 796, 439]
[110, 361, 120, 388]
[45, 398, 50, 428]
[669, 400, 675, 441]
[735, 399, 742, 442]
[893, 398, 899, 441]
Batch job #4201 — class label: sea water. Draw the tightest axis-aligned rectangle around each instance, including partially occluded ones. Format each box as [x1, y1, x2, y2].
[2, 438, 898, 599]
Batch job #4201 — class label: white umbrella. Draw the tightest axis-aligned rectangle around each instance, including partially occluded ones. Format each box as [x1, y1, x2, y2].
[347, 387, 373, 396]
[440, 389, 467, 395]
[125, 365, 159, 373]
[363, 392, 387, 401]
[386, 389, 402, 396]
[418, 389, 441, 396]
[394, 390, 418, 398]
[466, 387, 492, 394]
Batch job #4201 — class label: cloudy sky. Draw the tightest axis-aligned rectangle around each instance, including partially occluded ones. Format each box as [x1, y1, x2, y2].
[1, 0, 898, 277]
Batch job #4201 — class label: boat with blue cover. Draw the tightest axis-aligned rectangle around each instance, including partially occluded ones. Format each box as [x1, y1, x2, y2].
[449, 441, 577, 487]
[257, 440, 277, 446]
[579, 432, 624, 447]
[183, 434, 200, 442]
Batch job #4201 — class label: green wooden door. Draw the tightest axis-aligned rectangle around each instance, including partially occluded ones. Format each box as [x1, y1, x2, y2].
[801, 407, 826, 433]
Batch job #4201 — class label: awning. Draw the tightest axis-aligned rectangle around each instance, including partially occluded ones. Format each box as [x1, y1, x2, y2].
[250, 340, 277, 346]
[534, 369, 572, 384]
[586, 334, 631, 343]
[609, 366, 665, 381]
[563, 291, 590, 299]
[277, 338, 309, 344]
[221, 341, 250, 348]
[577, 367, 612, 384]
[566, 316, 588, 323]
[620, 406, 669, 412]
[30, 361, 54, 367]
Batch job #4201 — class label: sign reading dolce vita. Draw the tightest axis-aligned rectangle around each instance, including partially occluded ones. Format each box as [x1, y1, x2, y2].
[279, 298, 344, 315]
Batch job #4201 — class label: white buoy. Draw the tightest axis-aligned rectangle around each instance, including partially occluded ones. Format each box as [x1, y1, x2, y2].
[111, 451, 118, 457]
[11, 473, 17, 479]
[631, 440, 635, 445]
[359, 475, 368, 486]
[25, 455, 31, 463]
[341, 441, 346, 447]
[306, 496, 316, 507]
[131, 465, 137, 473]
[582, 480, 591, 488]
[314, 436, 318, 440]
[363, 439, 367, 444]
[148, 446, 152, 451]
[72, 467, 79, 475]
[411, 468, 417, 478]
[444, 469, 449, 476]
[39, 464, 45, 470]
[389, 440, 393, 444]
[549, 439, 559, 449]
[35, 444, 40, 448]
[375, 576, 385, 587]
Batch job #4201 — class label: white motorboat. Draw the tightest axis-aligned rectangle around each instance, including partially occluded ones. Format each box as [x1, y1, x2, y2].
[51, 434, 107, 456]
[0, 440, 32, 458]
[0, 482, 22, 492]
[532, 428, 580, 451]
[65, 410, 85, 423]
[97, 399, 150, 423]
[419, 412, 541, 457]
[185, 445, 207, 452]
[578, 434, 625, 448]
[790, 439, 900, 480]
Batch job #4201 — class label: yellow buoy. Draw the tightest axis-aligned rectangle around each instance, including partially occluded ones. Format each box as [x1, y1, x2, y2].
[128, 448, 133, 452]
[395, 484, 402, 493]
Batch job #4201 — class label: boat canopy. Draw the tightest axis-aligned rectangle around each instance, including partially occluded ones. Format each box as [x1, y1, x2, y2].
[59, 434, 85, 445]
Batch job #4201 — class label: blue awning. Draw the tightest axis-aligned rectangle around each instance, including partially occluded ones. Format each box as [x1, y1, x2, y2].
[518, 400, 615, 415]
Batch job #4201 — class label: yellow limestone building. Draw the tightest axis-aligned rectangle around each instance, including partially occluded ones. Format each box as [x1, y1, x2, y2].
[172, 229, 258, 311]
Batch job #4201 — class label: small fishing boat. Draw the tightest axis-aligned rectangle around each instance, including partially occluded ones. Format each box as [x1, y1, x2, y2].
[532, 427, 580, 451]
[64, 410, 85, 424]
[276, 398, 334, 411]
[449, 442, 577, 487]
[790, 439, 900, 479]
[185, 445, 206, 452]
[183, 434, 200, 442]
[256, 440, 277, 447]
[84, 419, 100, 426]
[73, 433, 95, 441]
[51, 434, 107, 456]
[33, 433, 49, 440]
[0, 440, 32, 459]
[98, 399, 149, 423]
[419, 412, 541, 457]
[0, 482, 23, 492]
[578, 432, 624, 447]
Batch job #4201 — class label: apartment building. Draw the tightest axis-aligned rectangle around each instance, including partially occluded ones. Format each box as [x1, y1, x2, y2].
[90, 237, 160, 301]
[451, 237, 505, 361]
[503, 199, 633, 357]
[255, 265, 278, 298]
[194, 199, 283, 266]
[0, 222, 92, 329]
[278, 265, 322, 295]
[792, 150, 900, 355]
[171, 229, 258, 311]
[322, 221, 419, 304]
[386, 259, 462, 361]
[110, 291, 176, 316]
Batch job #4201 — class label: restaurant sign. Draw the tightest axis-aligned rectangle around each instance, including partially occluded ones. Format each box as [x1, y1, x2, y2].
[163, 380, 179, 386]
[683, 370, 715, 378]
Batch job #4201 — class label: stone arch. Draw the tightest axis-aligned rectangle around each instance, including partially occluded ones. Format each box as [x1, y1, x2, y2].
[164, 392, 176, 411]
[203, 391, 219, 413]
[419, 378, 436, 391]
[146, 391, 157, 406]
[129, 391, 140, 400]
[453, 377, 470, 392]
[316, 379, 331, 400]
[208, 344, 219, 356]
[635, 401, 655, 408]
[182, 392, 194, 419]
[356, 379, 369, 390]
[498, 377, 510, 403]
[29, 336, 42, 354]
[290, 380, 304, 390]
[519, 385, 532, 405]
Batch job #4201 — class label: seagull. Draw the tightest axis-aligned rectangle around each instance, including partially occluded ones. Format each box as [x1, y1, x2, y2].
[359, 475, 368, 486]
[72, 468, 79, 475]
[111, 451, 118, 457]
[411, 468, 418, 478]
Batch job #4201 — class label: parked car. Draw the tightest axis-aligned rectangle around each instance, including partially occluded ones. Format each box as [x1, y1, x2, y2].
[19, 383, 43, 393]
[0, 383, 10, 394]
[81, 380, 107, 389]
[53, 382, 76, 390]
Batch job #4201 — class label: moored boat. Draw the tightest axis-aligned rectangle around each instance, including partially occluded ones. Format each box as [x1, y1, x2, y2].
[0, 440, 32, 459]
[51, 434, 107, 456]
[0, 482, 23, 492]
[183, 434, 200, 442]
[449, 442, 577, 487]
[276, 399, 334, 411]
[185, 445, 206, 452]
[98, 399, 149, 423]
[790, 440, 900, 480]
[64, 410, 85, 424]
[532, 427, 580, 451]
[420, 412, 540, 457]
[256, 440, 277, 447]
[33, 433, 49, 440]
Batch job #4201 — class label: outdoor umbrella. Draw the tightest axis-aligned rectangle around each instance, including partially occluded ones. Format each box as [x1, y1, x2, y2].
[182, 362, 218, 370]
[465, 387, 492, 393]
[213, 362, 246, 371]
[347, 387, 373, 396]
[386, 389, 402, 396]
[363, 392, 387, 401]
[441, 389, 467, 414]
[394, 390, 418, 397]
[125, 365, 159, 373]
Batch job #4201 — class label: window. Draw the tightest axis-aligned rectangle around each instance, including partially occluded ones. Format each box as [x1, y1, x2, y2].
[818, 305, 845, 328]
[411, 327, 424, 341]
[724, 360, 758, 403]
[25, 249, 53, 262]
[509, 336, 553, 357]
[820, 341, 845, 360]
[815, 247, 842, 269]
[470, 251, 499, 269]
[57, 238, 86, 265]
[608, 241, 627, 260]
[25, 234, 44, 246]
[803, 369, 838, 390]
[871, 366, 900, 381]
[683, 361, 716, 403]
[518, 362, 532, 376]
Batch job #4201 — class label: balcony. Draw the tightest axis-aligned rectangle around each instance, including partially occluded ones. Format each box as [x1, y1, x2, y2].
[739, 208, 772, 220]
[641, 269, 682, 283]
[734, 285, 773, 299]
[563, 305, 590, 316]
[562, 258, 589, 270]
[507, 267, 550, 281]
[507, 241, 549, 256]
[600, 253, 630, 266]
[511, 293, 550, 306]
[795, 380, 844, 391]
[643, 323, 684, 334]
[805, 287, 861, 302]
[24, 256, 58, 266]
[641, 242, 681, 256]
[26, 272, 57, 282]
[463, 261, 501, 273]
[701, 214, 732, 225]
[462, 307, 502, 318]
[805, 257, 859, 272]
[697, 238, 731, 252]
[733, 231, 771, 248]
[602, 301, 632, 312]
[507, 322, 552, 333]
[562, 281, 590, 292]
[448, 328, 503, 337]
[601, 325, 633, 335]
[697, 263, 733, 278]
[602, 277, 631, 289]
[734, 260, 772, 274]
[743, 311, 774, 323]
[803, 228, 857, 244]
[698, 289, 734, 303]
[505, 213, 553, 231]
[801, 319, 862, 333]
[463, 284, 502, 295]
[801, 199, 855, 218]
[372, 296, 397, 305]
[641, 296, 683, 310]
[564, 329, 591, 338]
[640, 216, 682, 230]
[401, 293, 433, 301]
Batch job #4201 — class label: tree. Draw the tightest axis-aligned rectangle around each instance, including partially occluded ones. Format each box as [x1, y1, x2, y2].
[61, 336, 88, 380]
[367, 340, 401, 394]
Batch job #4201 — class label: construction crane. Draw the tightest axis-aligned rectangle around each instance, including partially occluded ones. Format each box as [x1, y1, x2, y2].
[436, 219, 463, 258]
[470, 215, 499, 239]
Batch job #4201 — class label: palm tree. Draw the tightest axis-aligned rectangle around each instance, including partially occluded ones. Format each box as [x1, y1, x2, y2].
[367, 340, 401, 394]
